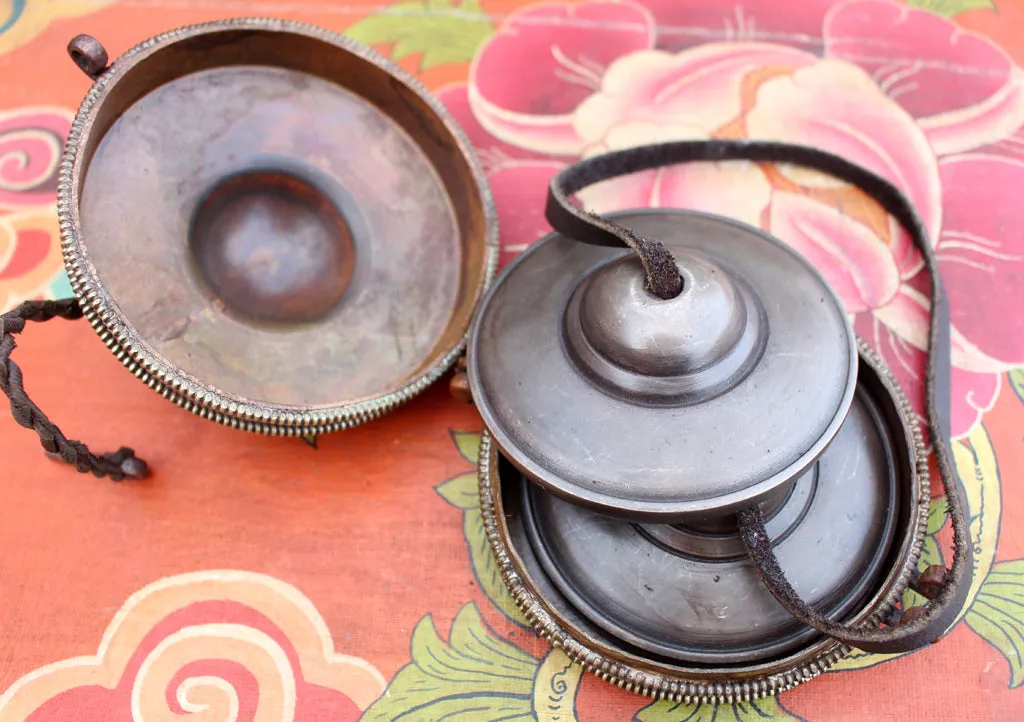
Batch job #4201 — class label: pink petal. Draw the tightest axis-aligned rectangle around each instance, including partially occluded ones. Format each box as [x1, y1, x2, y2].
[578, 155, 772, 230]
[574, 43, 817, 148]
[436, 86, 564, 266]
[575, 121, 706, 217]
[657, 159, 774, 229]
[935, 154, 1024, 366]
[747, 59, 943, 241]
[890, 217, 924, 280]
[855, 310, 926, 421]
[856, 311, 999, 440]
[469, 1, 655, 155]
[920, 69, 1024, 157]
[975, 122, 1024, 162]
[0, 109, 72, 208]
[824, 0, 1024, 155]
[874, 286, 1005, 374]
[488, 160, 566, 268]
[638, 0, 838, 53]
[949, 364, 1001, 439]
[769, 191, 901, 312]
[436, 84, 550, 170]
[576, 166, 657, 218]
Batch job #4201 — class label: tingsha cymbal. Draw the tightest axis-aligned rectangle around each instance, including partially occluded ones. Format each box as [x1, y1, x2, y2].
[464, 140, 974, 703]
[471, 209, 857, 520]
[59, 18, 497, 437]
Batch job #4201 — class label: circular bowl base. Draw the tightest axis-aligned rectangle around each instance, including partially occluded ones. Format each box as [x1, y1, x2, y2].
[189, 169, 357, 325]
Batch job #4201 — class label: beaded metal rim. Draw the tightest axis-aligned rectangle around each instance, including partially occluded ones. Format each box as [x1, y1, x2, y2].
[56, 17, 499, 437]
[477, 337, 930, 704]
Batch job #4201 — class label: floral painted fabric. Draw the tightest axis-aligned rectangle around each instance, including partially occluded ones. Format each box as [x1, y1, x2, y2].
[0, 0, 1023, 720]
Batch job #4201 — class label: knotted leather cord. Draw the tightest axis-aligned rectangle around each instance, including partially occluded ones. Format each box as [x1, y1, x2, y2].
[545, 139, 973, 655]
[0, 299, 147, 481]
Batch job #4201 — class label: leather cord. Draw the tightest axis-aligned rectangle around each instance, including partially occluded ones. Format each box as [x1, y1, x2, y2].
[547, 159, 683, 299]
[545, 139, 973, 655]
[0, 298, 147, 481]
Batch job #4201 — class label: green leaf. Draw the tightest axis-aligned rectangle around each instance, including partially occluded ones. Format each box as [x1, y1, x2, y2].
[463, 502, 529, 626]
[301, 434, 318, 449]
[636, 695, 804, 721]
[436, 472, 480, 510]
[343, 0, 494, 71]
[907, 0, 994, 16]
[1010, 368, 1024, 406]
[926, 497, 949, 535]
[533, 649, 583, 719]
[966, 559, 1024, 688]
[452, 430, 482, 465]
[362, 603, 538, 721]
[438, 430, 528, 625]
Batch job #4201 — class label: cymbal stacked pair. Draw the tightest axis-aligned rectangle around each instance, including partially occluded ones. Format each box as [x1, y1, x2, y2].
[2, 17, 971, 703]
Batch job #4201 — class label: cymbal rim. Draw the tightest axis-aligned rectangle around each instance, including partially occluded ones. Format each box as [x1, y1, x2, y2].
[467, 209, 859, 519]
[476, 337, 929, 703]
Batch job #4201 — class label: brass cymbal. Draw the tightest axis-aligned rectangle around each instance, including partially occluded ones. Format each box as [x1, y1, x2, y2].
[477, 342, 927, 700]
[468, 210, 857, 521]
[469, 213, 926, 702]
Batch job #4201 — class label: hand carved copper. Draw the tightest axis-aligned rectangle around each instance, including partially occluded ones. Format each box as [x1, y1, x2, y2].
[58, 18, 498, 438]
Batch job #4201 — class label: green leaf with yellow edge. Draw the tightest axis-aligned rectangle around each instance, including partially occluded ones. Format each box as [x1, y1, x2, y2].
[436, 472, 479, 510]
[362, 603, 538, 721]
[437, 432, 529, 626]
[452, 429, 482, 465]
[1010, 368, 1024, 406]
[831, 422, 1002, 672]
[926, 497, 949, 535]
[966, 559, 1024, 688]
[533, 649, 583, 721]
[636, 696, 805, 722]
[462, 503, 530, 626]
[343, 0, 494, 72]
[907, 0, 994, 16]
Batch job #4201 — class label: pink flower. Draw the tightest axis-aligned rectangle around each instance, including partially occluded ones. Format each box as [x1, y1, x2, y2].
[439, 83, 566, 267]
[442, 0, 1024, 438]
[825, 0, 1024, 155]
[468, 0, 656, 156]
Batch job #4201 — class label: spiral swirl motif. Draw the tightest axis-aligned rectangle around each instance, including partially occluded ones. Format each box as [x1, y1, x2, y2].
[0, 571, 386, 721]
[0, 109, 71, 209]
[132, 624, 297, 721]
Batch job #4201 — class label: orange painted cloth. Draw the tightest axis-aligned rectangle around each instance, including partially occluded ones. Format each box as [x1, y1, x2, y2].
[1, 0, 1024, 719]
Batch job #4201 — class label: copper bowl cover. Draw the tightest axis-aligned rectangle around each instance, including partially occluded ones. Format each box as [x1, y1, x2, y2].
[59, 18, 498, 436]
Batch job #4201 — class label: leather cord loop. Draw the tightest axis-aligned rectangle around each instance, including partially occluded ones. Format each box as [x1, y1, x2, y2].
[545, 139, 973, 655]
[0, 299, 147, 481]
[547, 155, 683, 299]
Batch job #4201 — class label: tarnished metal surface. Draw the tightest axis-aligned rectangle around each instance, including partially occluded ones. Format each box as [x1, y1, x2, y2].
[523, 379, 898, 664]
[478, 338, 927, 703]
[59, 18, 498, 435]
[467, 207, 929, 700]
[467, 210, 857, 521]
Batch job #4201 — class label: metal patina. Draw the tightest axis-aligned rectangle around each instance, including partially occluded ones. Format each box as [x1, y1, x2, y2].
[58, 19, 498, 437]
[464, 207, 928, 702]
[469, 210, 859, 521]
[14, 20, 969, 700]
